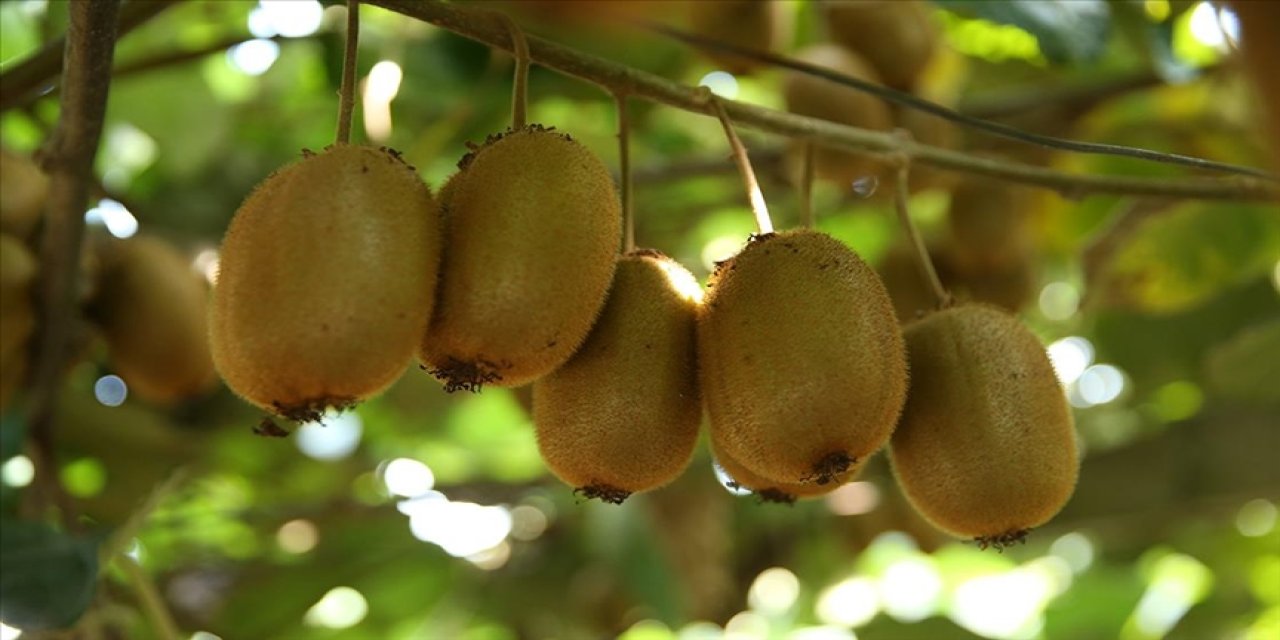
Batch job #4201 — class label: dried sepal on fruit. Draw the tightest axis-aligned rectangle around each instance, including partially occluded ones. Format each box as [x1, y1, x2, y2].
[421, 125, 621, 391]
[890, 303, 1078, 549]
[713, 445, 865, 505]
[211, 144, 442, 421]
[699, 229, 908, 485]
[534, 251, 701, 503]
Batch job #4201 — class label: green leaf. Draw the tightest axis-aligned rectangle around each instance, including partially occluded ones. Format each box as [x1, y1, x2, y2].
[1084, 202, 1280, 314]
[0, 520, 99, 630]
[1205, 320, 1280, 406]
[938, 0, 1111, 63]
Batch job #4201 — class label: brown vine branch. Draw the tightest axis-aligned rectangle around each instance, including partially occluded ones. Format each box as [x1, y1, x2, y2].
[892, 154, 949, 310]
[360, 0, 1277, 202]
[616, 92, 634, 252]
[646, 20, 1274, 182]
[0, 0, 175, 112]
[27, 0, 123, 529]
[494, 10, 531, 130]
[705, 91, 773, 235]
[335, 0, 360, 145]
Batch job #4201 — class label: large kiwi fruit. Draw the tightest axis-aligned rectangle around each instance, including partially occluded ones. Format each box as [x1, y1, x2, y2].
[533, 251, 701, 503]
[0, 149, 49, 241]
[90, 236, 217, 404]
[688, 0, 786, 74]
[824, 0, 939, 92]
[699, 229, 907, 485]
[783, 44, 893, 188]
[713, 445, 864, 504]
[421, 125, 621, 391]
[211, 144, 442, 420]
[890, 304, 1077, 548]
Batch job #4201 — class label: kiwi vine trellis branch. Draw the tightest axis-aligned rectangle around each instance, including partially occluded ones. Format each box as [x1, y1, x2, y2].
[26, 0, 122, 530]
[361, 0, 1278, 203]
[335, 0, 360, 145]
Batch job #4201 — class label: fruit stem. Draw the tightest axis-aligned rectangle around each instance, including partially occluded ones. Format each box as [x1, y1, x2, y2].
[497, 11, 530, 130]
[800, 139, 815, 228]
[616, 92, 635, 252]
[894, 159, 950, 309]
[120, 553, 182, 640]
[706, 91, 773, 235]
[335, 0, 359, 145]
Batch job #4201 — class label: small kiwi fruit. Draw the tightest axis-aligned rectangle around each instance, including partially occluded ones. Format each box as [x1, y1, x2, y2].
[533, 251, 701, 503]
[714, 445, 864, 504]
[1232, 1, 1280, 170]
[0, 149, 49, 241]
[90, 236, 217, 404]
[421, 125, 621, 391]
[699, 229, 907, 485]
[890, 304, 1078, 549]
[824, 0, 939, 92]
[211, 144, 442, 420]
[783, 44, 893, 187]
[687, 0, 787, 75]
[946, 176, 1034, 272]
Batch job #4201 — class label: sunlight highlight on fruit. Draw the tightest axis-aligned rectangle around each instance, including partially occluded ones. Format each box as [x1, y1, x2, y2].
[657, 257, 705, 303]
[711, 459, 753, 497]
[192, 248, 219, 285]
[295, 411, 363, 461]
[303, 586, 367, 630]
[84, 198, 138, 238]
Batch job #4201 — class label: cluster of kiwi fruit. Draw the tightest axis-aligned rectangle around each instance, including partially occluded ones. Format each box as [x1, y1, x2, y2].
[0, 148, 216, 410]
[779, 0, 958, 193]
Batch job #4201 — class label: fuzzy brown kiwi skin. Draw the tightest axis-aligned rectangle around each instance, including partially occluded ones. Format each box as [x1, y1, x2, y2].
[687, 1, 786, 75]
[533, 251, 701, 504]
[699, 229, 908, 485]
[91, 236, 218, 404]
[421, 125, 621, 391]
[824, 0, 939, 92]
[889, 304, 1078, 549]
[210, 144, 442, 421]
[713, 445, 865, 505]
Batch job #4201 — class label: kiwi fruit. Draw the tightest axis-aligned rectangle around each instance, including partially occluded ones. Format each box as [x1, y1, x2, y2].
[0, 149, 49, 241]
[533, 251, 701, 503]
[890, 304, 1077, 548]
[688, 0, 786, 75]
[699, 229, 907, 485]
[88, 236, 216, 404]
[714, 445, 864, 504]
[947, 176, 1034, 271]
[824, 0, 939, 92]
[783, 44, 893, 187]
[211, 144, 442, 420]
[421, 125, 621, 391]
